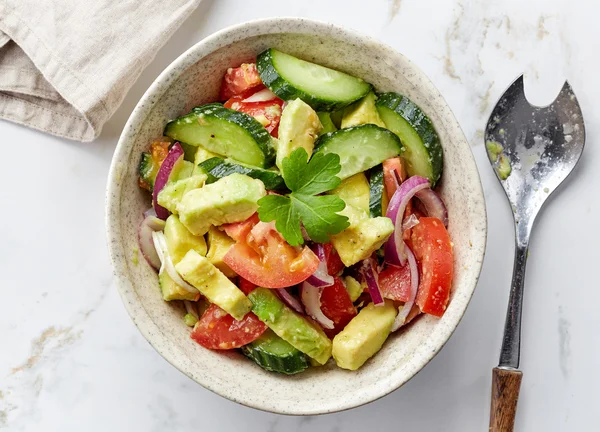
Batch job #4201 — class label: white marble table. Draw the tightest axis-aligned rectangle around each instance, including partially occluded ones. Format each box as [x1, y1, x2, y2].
[1, 0, 598, 430]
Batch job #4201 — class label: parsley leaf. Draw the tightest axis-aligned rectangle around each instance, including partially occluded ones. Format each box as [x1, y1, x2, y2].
[257, 148, 350, 246]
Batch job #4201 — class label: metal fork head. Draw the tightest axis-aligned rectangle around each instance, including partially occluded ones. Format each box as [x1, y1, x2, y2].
[484, 75, 585, 235]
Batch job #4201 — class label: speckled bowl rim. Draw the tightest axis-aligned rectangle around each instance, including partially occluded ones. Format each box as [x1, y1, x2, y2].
[106, 17, 487, 415]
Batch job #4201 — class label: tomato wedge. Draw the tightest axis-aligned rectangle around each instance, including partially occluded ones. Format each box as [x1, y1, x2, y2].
[320, 277, 357, 337]
[223, 222, 320, 288]
[219, 62, 262, 101]
[237, 277, 258, 295]
[221, 213, 260, 242]
[191, 304, 266, 350]
[378, 264, 411, 302]
[383, 157, 407, 200]
[323, 243, 345, 276]
[410, 217, 453, 317]
[224, 87, 284, 136]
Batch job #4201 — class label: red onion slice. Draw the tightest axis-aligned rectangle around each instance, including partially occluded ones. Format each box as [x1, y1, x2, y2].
[306, 244, 334, 287]
[242, 88, 278, 103]
[300, 282, 334, 329]
[143, 207, 157, 218]
[361, 258, 385, 306]
[152, 143, 184, 220]
[402, 214, 420, 231]
[391, 246, 419, 331]
[151, 231, 198, 294]
[415, 188, 449, 227]
[384, 176, 430, 266]
[138, 214, 166, 270]
[277, 288, 304, 313]
[184, 300, 199, 320]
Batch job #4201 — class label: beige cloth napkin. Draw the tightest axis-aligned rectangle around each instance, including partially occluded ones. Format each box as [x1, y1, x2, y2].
[0, 0, 201, 141]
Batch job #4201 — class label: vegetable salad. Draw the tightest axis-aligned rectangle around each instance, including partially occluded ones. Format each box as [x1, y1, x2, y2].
[136, 48, 453, 373]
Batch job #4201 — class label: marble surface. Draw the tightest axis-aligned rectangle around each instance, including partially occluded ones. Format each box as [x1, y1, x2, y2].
[0, 0, 597, 430]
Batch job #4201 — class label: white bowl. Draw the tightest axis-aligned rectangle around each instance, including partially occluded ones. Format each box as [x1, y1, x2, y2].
[106, 17, 487, 415]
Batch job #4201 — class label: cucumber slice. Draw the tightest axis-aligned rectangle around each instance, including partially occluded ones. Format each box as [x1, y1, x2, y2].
[376, 93, 443, 186]
[257, 48, 372, 112]
[138, 152, 156, 190]
[199, 157, 285, 190]
[164, 103, 276, 168]
[313, 124, 402, 180]
[369, 165, 385, 218]
[242, 329, 309, 375]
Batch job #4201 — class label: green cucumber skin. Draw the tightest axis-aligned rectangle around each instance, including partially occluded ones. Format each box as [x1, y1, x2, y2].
[138, 152, 155, 191]
[313, 124, 402, 180]
[369, 165, 385, 218]
[376, 93, 443, 186]
[164, 103, 275, 168]
[199, 157, 285, 190]
[242, 331, 309, 375]
[257, 49, 371, 112]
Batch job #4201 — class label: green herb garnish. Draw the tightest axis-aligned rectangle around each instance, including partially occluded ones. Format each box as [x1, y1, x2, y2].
[257, 148, 350, 246]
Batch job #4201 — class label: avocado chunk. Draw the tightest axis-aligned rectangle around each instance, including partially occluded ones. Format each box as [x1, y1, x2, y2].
[206, 226, 237, 278]
[332, 300, 396, 370]
[330, 204, 394, 267]
[329, 172, 370, 213]
[276, 98, 322, 170]
[341, 92, 386, 129]
[157, 174, 207, 215]
[177, 173, 266, 236]
[193, 145, 220, 176]
[343, 275, 364, 302]
[317, 112, 337, 135]
[248, 288, 332, 365]
[164, 215, 207, 264]
[158, 269, 200, 302]
[175, 250, 251, 320]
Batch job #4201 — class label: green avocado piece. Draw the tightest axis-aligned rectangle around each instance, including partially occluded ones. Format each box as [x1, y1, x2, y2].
[332, 300, 396, 370]
[329, 172, 370, 213]
[248, 288, 332, 365]
[341, 92, 385, 129]
[317, 112, 337, 135]
[276, 98, 322, 170]
[157, 174, 207, 215]
[497, 154, 512, 180]
[158, 269, 200, 302]
[192, 146, 220, 176]
[164, 215, 207, 264]
[343, 275, 364, 302]
[486, 140, 503, 162]
[205, 226, 236, 278]
[330, 203, 394, 267]
[177, 173, 266, 236]
[175, 250, 251, 320]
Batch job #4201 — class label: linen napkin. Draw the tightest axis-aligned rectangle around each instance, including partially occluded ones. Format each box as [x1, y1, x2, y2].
[0, 0, 202, 141]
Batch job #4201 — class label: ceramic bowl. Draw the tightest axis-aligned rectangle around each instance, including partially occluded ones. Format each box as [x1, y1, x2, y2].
[106, 17, 487, 415]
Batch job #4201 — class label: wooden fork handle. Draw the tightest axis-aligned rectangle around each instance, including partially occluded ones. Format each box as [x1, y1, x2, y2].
[489, 367, 523, 432]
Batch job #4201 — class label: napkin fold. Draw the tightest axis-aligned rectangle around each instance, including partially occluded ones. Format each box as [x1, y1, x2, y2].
[0, 0, 201, 141]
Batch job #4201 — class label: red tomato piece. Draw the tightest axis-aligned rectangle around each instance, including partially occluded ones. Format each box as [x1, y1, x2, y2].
[191, 304, 266, 350]
[221, 213, 260, 242]
[223, 223, 320, 288]
[383, 157, 407, 200]
[219, 62, 262, 101]
[238, 277, 258, 295]
[224, 87, 284, 136]
[320, 277, 357, 337]
[323, 243, 345, 276]
[410, 217, 453, 317]
[378, 264, 412, 302]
